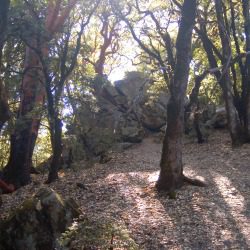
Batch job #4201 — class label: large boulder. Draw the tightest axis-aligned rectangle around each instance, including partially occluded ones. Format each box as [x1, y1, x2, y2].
[66, 72, 171, 160]
[114, 71, 148, 105]
[0, 187, 80, 250]
[102, 84, 128, 109]
[115, 72, 169, 131]
[69, 76, 146, 157]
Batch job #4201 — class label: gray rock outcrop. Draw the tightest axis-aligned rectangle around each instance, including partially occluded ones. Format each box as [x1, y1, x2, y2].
[66, 72, 170, 161]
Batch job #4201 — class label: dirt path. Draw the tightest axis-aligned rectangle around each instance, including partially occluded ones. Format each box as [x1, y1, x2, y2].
[1, 130, 249, 249]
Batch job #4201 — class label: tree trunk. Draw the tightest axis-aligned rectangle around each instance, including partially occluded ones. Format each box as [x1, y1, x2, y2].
[156, 0, 197, 192]
[194, 110, 205, 144]
[184, 72, 207, 134]
[242, 0, 250, 139]
[3, 42, 45, 187]
[196, 13, 243, 146]
[46, 74, 63, 183]
[215, 0, 244, 146]
[0, 0, 10, 132]
[47, 116, 63, 183]
[0, 81, 10, 132]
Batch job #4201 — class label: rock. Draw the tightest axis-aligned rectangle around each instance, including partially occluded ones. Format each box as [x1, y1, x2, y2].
[207, 106, 227, 129]
[36, 156, 52, 173]
[102, 84, 127, 109]
[0, 187, 80, 250]
[114, 72, 169, 131]
[84, 127, 117, 156]
[136, 93, 169, 131]
[117, 117, 145, 143]
[66, 72, 172, 158]
[114, 71, 148, 104]
[58, 217, 139, 249]
[201, 104, 216, 122]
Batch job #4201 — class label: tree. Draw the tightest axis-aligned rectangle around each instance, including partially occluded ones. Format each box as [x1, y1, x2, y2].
[2, 0, 77, 188]
[0, 0, 10, 132]
[111, 0, 206, 193]
[241, 0, 250, 139]
[156, 0, 205, 192]
[214, 0, 244, 145]
[45, 2, 99, 183]
[84, 1, 121, 78]
[113, 0, 175, 87]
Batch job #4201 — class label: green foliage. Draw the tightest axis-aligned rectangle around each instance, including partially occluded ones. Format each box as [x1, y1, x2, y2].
[198, 75, 222, 105]
[33, 122, 52, 168]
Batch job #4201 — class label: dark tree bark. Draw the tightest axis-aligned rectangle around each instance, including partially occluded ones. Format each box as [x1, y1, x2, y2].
[0, 82, 10, 132]
[214, 0, 244, 146]
[195, 9, 244, 146]
[0, 0, 10, 132]
[241, 0, 250, 139]
[156, 0, 198, 192]
[193, 110, 205, 144]
[0, 0, 9, 60]
[47, 117, 63, 182]
[184, 71, 208, 135]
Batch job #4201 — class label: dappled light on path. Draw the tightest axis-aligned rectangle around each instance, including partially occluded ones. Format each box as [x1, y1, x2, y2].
[1, 131, 249, 249]
[213, 173, 249, 246]
[105, 171, 179, 248]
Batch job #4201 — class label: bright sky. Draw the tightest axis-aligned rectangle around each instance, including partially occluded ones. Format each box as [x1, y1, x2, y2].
[108, 58, 136, 82]
[107, 35, 139, 82]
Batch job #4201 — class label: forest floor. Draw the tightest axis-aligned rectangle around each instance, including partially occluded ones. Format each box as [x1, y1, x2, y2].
[1, 130, 250, 249]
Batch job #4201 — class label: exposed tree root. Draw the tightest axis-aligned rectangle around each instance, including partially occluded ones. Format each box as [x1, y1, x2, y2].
[183, 175, 207, 187]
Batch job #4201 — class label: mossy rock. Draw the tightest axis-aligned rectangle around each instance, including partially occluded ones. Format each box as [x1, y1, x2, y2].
[0, 187, 80, 250]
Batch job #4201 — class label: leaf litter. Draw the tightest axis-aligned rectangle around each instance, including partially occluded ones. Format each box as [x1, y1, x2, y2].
[0, 130, 249, 249]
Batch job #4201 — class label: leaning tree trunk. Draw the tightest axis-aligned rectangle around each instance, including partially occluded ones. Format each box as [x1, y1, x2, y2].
[156, 0, 197, 192]
[215, 0, 244, 146]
